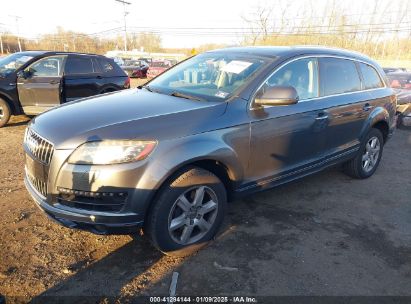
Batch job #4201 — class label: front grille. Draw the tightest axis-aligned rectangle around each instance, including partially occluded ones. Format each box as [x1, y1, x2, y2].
[57, 188, 128, 212]
[24, 128, 54, 164]
[26, 170, 48, 198]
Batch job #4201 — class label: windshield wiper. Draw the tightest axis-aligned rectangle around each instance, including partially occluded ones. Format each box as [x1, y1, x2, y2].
[138, 85, 153, 92]
[170, 91, 204, 101]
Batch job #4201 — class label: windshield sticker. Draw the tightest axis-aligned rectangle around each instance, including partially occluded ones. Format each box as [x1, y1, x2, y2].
[215, 91, 229, 98]
[221, 60, 253, 74]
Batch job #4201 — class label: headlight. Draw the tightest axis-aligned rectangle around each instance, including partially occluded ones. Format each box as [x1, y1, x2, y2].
[68, 140, 157, 165]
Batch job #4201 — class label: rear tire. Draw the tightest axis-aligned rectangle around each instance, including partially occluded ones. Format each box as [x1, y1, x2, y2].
[0, 98, 11, 128]
[144, 167, 227, 256]
[343, 128, 384, 179]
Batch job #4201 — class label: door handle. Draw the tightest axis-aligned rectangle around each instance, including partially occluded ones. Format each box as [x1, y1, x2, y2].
[363, 103, 373, 111]
[96, 75, 103, 79]
[315, 112, 328, 120]
[49, 80, 59, 84]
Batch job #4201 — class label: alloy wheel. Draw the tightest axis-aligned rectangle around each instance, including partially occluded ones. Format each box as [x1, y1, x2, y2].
[168, 186, 219, 245]
[362, 136, 381, 173]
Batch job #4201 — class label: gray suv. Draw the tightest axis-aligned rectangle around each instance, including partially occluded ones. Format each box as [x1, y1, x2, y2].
[24, 47, 396, 254]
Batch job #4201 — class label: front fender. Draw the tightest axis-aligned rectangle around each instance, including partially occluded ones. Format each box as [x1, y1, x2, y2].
[137, 134, 246, 192]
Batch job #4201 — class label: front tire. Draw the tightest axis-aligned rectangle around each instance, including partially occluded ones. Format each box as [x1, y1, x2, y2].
[0, 98, 11, 128]
[343, 128, 384, 179]
[144, 167, 227, 255]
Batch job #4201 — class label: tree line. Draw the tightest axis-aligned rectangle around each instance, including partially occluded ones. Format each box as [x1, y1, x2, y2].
[1, 0, 411, 60]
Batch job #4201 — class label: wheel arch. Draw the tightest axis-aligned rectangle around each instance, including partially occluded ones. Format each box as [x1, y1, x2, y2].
[371, 120, 389, 143]
[137, 138, 245, 224]
[361, 106, 390, 144]
[0, 92, 18, 115]
[141, 157, 237, 229]
[99, 86, 118, 94]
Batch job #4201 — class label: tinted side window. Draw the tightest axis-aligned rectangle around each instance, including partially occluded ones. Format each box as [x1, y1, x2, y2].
[266, 58, 319, 100]
[319, 58, 361, 96]
[359, 63, 384, 89]
[65, 57, 95, 75]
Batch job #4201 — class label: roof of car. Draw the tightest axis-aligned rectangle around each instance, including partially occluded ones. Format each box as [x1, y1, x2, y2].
[16, 50, 106, 57]
[386, 71, 411, 76]
[207, 46, 374, 63]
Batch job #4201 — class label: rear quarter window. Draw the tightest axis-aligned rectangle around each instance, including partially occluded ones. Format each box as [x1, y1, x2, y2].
[359, 63, 384, 89]
[99, 57, 124, 76]
[319, 58, 361, 96]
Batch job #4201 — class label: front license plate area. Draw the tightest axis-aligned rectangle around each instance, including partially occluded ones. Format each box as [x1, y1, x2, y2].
[26, 154, 46, 180]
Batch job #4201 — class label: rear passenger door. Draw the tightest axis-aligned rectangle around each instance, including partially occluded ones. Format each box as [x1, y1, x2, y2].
[63, 55, 101, 102]
[318, 57, 370, 157]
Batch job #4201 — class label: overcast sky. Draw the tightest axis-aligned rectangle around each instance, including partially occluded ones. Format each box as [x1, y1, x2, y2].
[0, 0, 407, 48]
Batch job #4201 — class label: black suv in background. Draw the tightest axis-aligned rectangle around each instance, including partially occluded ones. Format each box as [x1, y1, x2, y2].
[0, 51, 130, 127]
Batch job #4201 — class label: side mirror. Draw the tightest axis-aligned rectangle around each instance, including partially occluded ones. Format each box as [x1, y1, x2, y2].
[17, 68, 33, 79]
[255, 85, 299, 106]
[16, 70, 25, 79]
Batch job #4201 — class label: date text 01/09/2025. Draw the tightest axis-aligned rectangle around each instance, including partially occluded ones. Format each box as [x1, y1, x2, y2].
[149, 296, 258, 303]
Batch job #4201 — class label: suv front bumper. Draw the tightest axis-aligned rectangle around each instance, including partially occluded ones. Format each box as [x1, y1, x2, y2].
[25, 176, 144, 234]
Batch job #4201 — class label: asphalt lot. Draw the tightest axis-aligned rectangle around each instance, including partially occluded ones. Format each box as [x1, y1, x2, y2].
[0, 95, 410, 302]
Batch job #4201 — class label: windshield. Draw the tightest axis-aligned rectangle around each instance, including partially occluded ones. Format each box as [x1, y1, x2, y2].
[148, 53, 266, 101]
[0, 53, 34, 77]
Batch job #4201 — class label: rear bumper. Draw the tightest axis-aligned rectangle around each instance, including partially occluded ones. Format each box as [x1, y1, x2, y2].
[24, 176, 144, 235]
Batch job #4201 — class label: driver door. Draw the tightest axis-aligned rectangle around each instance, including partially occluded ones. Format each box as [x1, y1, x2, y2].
[17, 55, 67, 114]
[247, 57, 328, 187]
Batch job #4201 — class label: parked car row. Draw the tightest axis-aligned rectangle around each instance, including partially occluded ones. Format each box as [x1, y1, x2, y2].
[116, 57, 175, 79]
[0, 51, 130, 127]
[120, 59, 149, 78]
[384, 69, 411, 128]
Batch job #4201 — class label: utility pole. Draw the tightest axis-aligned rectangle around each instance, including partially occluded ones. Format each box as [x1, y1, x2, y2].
[0, 23, 4, 54]
[9, 15, 22, 52]
[114, 0, 131, 52]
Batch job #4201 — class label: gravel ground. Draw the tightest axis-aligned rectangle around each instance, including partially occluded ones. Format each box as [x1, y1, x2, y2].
[0, 96, 410, 303]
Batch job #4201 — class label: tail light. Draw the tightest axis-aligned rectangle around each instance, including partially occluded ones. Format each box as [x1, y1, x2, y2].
[124, 76, 130, 89]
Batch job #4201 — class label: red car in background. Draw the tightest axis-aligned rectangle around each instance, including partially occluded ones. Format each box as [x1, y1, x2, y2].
[121, 60, 149, 78]
[147, 60, 173, 78]
[386, 71, 411, 128]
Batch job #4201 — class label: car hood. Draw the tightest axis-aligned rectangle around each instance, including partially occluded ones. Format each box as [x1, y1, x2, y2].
[30, 89, 227, 149]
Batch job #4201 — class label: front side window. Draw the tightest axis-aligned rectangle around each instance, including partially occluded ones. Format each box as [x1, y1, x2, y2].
[320, 58, 361, 96]
[28, 56, 66, 77]
[359, 63, 384, 89]
[65, 57, 95, 75]
[148, 53, 266, 101]
[265, 58, 319, 100]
